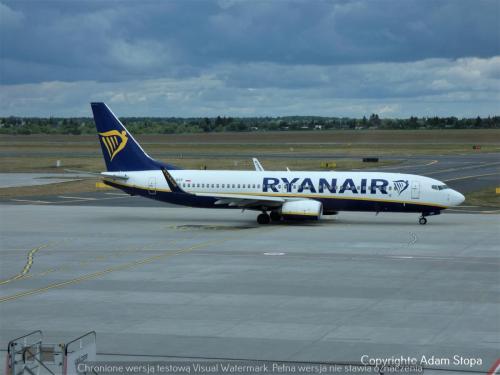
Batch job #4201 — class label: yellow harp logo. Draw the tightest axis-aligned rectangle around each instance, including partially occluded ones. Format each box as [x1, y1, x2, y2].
[99, 130, 128, 160]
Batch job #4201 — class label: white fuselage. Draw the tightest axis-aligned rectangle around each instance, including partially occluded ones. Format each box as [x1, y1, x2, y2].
[105, 169, 465, 211]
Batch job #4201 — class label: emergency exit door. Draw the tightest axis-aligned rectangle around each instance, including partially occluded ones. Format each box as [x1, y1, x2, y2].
[148, 177, 156, 195]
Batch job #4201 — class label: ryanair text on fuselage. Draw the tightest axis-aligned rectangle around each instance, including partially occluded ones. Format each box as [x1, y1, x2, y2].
[263, 177, 405, 195]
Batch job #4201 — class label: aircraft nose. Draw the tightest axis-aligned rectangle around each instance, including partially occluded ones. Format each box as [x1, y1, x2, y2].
[450, 190, 465, 206]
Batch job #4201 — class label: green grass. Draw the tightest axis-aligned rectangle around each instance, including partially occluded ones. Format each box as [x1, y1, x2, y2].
[0, 156, 397, 173]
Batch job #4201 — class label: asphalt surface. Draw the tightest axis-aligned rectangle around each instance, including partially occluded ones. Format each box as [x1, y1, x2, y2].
[370, 152, 500, 194]
[0, 206, 498, 374]
[0, 152, 499, 374]
[0, 173, 83, 188]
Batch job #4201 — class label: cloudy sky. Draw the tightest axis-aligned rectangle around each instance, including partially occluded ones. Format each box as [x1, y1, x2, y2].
[0, 0, 499, 117]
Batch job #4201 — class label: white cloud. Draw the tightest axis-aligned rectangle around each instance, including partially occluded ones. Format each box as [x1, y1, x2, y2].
[1, 57, 498, 117]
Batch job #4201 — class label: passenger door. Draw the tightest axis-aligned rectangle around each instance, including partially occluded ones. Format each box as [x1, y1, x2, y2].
[411, 181, 420, 199]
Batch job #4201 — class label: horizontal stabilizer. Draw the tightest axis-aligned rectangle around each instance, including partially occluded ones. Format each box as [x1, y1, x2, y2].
[63, 169, 128, 180]
[101, 172, 129, 180]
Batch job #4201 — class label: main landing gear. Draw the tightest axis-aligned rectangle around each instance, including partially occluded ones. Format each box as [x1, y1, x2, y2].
[418, 216, 427, 225]
[257, 210, 281, 224]
[257, 212, 271, 224]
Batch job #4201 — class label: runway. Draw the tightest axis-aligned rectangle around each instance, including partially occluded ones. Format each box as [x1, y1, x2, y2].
[371, 152, 500, 194]
[0, 205, 498, 373]
[1, 152, 498, 197]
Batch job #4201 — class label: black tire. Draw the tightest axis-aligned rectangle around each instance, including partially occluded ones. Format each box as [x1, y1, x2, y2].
[269, 211, 282, 222]
[257, 213, 271, 224]
[419, 217, 427, 225]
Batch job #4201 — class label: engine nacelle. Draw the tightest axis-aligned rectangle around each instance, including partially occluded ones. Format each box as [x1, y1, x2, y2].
[281, 200, 322, 220]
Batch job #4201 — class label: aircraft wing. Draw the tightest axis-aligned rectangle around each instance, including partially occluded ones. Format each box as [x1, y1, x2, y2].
[252, 158, 265, 171]
[195, 192, 291, 208]
[251, 158, 291, 172]
[163, 168, 298, 210]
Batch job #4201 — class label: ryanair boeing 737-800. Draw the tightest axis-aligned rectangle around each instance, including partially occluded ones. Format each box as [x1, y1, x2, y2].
[91, 102, 465, 225]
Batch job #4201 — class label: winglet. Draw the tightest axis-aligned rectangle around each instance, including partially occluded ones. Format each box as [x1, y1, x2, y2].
[252, 158, 265, 171]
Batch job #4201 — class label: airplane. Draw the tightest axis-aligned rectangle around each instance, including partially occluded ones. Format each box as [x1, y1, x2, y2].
[91, 102, 465, 225]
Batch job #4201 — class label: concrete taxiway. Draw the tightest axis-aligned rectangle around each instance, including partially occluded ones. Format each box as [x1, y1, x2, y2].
[0, 173, 83, 188]
[0, 204, 498, 373]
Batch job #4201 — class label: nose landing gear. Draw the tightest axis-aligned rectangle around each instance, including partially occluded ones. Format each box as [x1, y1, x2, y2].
[419, 211, 440, 225]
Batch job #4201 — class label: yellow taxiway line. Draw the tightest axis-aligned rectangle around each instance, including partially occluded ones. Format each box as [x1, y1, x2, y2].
[0, 231, 263, 303]
[0, 243, 52, 286]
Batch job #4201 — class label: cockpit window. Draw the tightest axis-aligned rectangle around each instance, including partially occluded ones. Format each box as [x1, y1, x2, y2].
[432, 184, 449, 190]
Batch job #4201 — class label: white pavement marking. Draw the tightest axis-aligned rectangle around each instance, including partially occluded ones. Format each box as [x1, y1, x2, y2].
[428, 161, 500, 175]
[0, 173, 82, 188]
[378, 159, 439, 170]
[51, 196, 132, 204]
[444, 172, 499, 182]
[447, 208, 500, 214]
[58, 196, 97, 200]
[10, 199, 50, 204]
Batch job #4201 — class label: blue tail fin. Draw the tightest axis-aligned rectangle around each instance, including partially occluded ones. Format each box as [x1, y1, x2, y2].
[91, 102, 160, 172]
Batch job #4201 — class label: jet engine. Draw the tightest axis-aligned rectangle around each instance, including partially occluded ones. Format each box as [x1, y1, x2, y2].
[281, 200, 322, 220]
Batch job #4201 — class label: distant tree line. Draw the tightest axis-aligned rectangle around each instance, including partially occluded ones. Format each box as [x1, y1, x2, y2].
[0, 114, 498, 135]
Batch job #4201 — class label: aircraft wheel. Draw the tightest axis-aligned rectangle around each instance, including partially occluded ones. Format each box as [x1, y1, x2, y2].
[269, 211, 282, 222]
[419, 217, 427, 225]
[257, 213, 271, 225]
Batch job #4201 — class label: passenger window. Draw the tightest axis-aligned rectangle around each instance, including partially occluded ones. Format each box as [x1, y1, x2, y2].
[232, 184, 235, 188]
[257, 184, 261, 189]
[252, 184, 255, 188]
[237, 184, 240, 188]
[216, 184, 219, 188]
